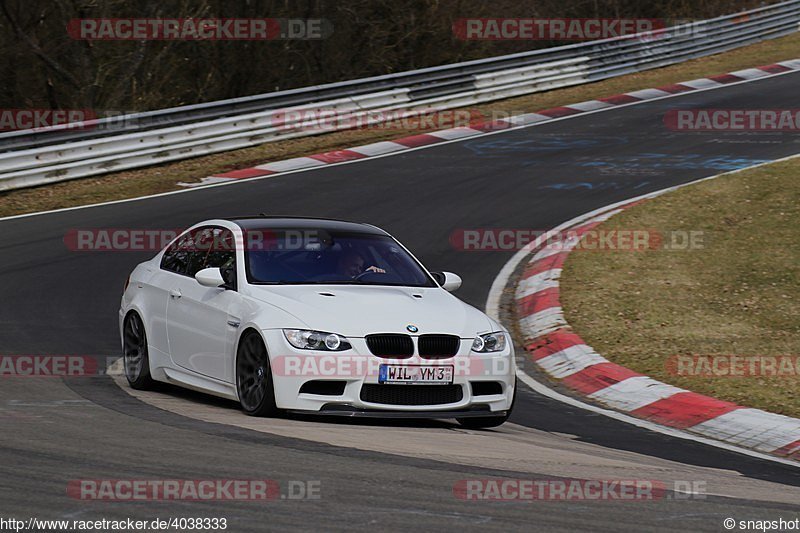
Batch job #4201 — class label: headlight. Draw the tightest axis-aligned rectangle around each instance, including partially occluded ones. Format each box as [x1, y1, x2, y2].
[283, 329, 352, 351]
[471, 332, 507, 353]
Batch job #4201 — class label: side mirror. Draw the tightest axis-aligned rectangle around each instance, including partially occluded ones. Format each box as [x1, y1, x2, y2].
[432, 271, 462, 292]
[195, 267, 225, 288]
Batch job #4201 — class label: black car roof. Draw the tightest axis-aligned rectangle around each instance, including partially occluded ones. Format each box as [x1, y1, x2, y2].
[225, 216, 388, 236]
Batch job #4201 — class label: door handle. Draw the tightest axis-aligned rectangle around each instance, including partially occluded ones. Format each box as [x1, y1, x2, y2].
[169, 289, 182, 299]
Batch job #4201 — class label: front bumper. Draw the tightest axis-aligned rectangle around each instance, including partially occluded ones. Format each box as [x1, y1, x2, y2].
[263, 329, 515, 414]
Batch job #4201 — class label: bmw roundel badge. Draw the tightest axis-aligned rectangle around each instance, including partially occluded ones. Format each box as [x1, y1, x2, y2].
[406, 324, 419, 333]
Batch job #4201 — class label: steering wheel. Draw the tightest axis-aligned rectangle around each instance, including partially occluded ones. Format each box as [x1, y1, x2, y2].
[353, 270, 374, 282]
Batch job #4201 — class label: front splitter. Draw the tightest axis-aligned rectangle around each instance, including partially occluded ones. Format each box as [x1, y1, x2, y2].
[287, 404, 503, 419]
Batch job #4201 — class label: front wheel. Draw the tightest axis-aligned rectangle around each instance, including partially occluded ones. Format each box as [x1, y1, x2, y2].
[236, 331, 280, 417]
[122, 312, 156, 390]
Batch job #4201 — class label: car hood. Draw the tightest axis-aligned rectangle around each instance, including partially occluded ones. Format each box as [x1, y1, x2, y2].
[246, 284, 495, 338]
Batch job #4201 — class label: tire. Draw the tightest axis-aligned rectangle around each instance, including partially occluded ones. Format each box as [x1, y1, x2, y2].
[457, 378, 516, 429]
[122, 312, 157, 390]
[236, 330, 280, 417]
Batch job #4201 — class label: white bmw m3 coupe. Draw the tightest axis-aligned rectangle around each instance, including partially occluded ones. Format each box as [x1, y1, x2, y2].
[119, 217, 515, 428]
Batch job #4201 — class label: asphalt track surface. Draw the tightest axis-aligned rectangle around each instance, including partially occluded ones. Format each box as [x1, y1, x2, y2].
[1, 71, 800, 531]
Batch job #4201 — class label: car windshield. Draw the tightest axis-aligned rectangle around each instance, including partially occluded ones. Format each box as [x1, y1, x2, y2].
[244, 228, 437, 287]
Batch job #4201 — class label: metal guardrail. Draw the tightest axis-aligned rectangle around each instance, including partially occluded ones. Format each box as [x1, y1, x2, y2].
[1, 0, 799, 192]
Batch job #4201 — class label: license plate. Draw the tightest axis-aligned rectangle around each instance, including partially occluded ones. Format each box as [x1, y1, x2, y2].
[379, 365, 454, 385]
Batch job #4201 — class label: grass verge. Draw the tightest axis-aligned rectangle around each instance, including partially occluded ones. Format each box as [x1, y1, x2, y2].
[1, 32, 800, 219]
[560, 157, 800, 418]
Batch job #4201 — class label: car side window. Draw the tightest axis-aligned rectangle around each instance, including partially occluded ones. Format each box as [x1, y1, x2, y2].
[185, 228, 214, 277]
[161, 227, 237, 289]
[160, 229, 199, 275]
[206, 228, 237, 290]
[204, 228, 235, 271]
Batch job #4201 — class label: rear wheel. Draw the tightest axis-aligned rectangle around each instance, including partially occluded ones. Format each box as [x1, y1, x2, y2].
[123, 312, 156, 390]
[236, 331, 279, 417]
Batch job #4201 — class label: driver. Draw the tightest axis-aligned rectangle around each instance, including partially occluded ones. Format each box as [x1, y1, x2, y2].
[337, 250, 386, 279]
